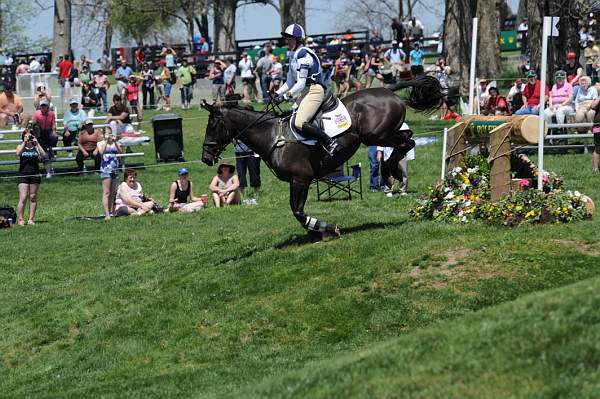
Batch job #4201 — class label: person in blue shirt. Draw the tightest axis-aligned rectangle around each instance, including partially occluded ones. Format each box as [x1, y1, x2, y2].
[274, 23, 339, 156]
[115, 59, 133, 103]
[409, 42, 424, 67]
[63, 97, 87, 151]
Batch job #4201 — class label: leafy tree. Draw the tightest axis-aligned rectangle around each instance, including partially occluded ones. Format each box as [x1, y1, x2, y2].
[0, 0, 50, 52]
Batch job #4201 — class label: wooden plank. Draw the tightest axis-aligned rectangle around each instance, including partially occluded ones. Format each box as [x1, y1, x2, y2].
[488, 124, 512, 201]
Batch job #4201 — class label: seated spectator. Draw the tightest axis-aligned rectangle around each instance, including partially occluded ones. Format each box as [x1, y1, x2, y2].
[543, 70, 574, 129]
[168, 168, 205, 212]
[517, 58, 531, 76]
[484, 87, 510, 115]
[0, 81, 28, 129]
[514, 71, 548, 115]
[31, 98, 56, 178]
[574, 76, 598, 131]
[63, 97, 87, 151]
[564, 51, 584, 86]
[106, 94, 132, 138]
[81, 82, 98, 116]
[16, 129, 45, 225]
[97, 127, 121, 219]
[76, 119, 101, 172]
[439, 99, 461, 120]
[209, 161, 241, 207]
[115, 168, 156, 216]
[431, 57, 451, 89]
[507, 79, 525, 112]
[79, 64, 93, 85]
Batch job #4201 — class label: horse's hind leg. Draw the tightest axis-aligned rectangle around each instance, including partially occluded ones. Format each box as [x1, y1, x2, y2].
[290, 180, 340, 241]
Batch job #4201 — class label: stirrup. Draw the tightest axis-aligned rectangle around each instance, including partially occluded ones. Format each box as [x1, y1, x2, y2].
[323, 140, 339, 157]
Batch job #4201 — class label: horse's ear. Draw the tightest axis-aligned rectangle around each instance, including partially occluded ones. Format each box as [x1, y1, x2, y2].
[201, 99, 213, 113]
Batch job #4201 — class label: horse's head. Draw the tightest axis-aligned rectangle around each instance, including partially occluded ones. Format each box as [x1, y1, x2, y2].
[201, 100, 230, 166]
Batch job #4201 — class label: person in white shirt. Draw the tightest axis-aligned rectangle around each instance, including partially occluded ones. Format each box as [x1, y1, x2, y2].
[574, 76, 598, 131]
[29, 58, 41, 73]
[384, 41, 406, 78]
[223, 58, 237, 96]
[238, 53, 257, 103]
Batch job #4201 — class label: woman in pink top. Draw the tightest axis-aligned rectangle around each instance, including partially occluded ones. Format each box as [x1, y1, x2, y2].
[543, 70, 574, 128]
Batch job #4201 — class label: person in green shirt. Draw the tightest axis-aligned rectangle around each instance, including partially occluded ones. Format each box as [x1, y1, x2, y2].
[177, 59, 196, 109]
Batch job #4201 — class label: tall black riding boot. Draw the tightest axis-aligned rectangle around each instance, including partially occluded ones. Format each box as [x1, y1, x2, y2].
[301, 122, 340, 156]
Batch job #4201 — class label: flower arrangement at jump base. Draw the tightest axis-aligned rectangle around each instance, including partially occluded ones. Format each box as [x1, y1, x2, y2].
[411, 156, 594, 226]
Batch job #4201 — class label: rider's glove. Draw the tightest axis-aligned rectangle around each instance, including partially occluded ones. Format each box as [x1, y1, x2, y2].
[273, 94, 285, 105]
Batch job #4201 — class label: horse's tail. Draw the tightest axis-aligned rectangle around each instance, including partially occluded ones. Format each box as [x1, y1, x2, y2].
[389, 75, 444, 112]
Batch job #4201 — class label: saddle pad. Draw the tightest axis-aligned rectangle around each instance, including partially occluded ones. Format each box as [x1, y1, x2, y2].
[290, 99, 352, 145]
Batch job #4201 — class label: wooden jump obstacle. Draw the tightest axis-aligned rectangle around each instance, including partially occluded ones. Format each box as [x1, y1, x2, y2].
[445, 115, 547, 201]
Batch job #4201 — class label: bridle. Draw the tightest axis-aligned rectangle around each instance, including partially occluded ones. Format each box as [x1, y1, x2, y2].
[203, 98, 284, 160]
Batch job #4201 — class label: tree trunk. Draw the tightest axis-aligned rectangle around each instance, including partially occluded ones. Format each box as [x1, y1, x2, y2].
[476, 0, 503, 79]
[103, 10, 113, 58]
[526, 0, 545, 73]
[213, 0, 237, 53]
[444, 0, 475, 94]
[398, 0, 404, 19]
[195, 12, 209, 42]
[549, 0, 588, 75]
[279, 0, 305, 32]
[52, 0, 72, 64]
[407, 0, 413, 18]
[185, 14, 195, 54]
[517, 0, 527, 25]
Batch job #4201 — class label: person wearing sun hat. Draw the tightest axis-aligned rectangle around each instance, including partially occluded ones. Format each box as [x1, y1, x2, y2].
[543, 70, 574, 129]
[209, 161, 241, 207]
[168, 167, 206, 212]
[514, 70, 549, 115]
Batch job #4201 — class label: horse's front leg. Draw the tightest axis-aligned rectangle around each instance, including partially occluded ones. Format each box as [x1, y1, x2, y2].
[289, 179, 340, 241]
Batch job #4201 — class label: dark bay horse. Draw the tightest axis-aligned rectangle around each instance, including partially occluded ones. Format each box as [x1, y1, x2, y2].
[201, 76, 444, 240]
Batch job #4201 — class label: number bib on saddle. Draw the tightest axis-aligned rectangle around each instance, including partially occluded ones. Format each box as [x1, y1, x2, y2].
[290, 99, 352, 145]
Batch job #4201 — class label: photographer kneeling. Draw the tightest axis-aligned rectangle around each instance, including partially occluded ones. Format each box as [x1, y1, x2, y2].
[114, 169, 159, 216]
[16, 129, 46, 225]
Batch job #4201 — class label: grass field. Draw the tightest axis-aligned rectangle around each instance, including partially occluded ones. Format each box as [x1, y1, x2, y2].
[1, 106, 600, 398]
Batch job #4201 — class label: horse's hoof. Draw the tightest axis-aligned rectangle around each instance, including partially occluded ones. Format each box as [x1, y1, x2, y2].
[307, 230, 324, 243]
[325, 224, 341, 238]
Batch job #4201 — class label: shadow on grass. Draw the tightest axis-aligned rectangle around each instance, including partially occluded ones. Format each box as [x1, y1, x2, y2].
[215, 220, 410, 266]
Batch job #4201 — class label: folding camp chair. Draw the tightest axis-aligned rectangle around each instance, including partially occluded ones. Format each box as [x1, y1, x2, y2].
[316, 162, 363, 201]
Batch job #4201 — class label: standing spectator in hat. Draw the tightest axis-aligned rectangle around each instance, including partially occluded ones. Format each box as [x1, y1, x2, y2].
[234, 139, 261, 195]
[584, 38, 599, 83]
[564, 51, 584, 86]
[76, 119, 101, 172]
[63, 97, 87, 152]
[168, 168, 206, 212]
[514, 71, 549, 115]
[384, 40, 406, 78]
[208, 59, 226, 104]
[209, 162, 241, 207]
[543, 70, 574, 128]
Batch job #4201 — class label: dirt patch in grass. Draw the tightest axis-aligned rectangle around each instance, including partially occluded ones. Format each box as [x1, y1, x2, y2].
[551, 239, 600, 257]
[406, 248, 510, 289]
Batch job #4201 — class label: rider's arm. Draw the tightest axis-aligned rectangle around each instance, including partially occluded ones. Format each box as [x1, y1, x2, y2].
[286, 50, 313, 98]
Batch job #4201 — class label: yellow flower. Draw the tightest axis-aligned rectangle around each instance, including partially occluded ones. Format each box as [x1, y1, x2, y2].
[525, 210, 536, 218]
[515, 205, 523, 211]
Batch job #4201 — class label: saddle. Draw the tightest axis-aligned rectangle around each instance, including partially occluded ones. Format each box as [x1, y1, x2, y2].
[288, 94, 353, 145]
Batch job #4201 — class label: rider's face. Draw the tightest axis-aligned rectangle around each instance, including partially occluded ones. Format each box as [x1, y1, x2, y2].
[285, 36, 297, 49]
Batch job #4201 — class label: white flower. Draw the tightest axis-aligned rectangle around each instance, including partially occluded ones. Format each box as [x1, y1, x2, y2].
[574, 191, 581, 197]
[461, 183, 468, 190]
[452, 166, 462, 174]
[458, 210, 464, 217]
[444, 192, 455, 200]
[467, 167, 477, 174]
[567, 190, 573, 196]
[461, 216, 468, 222]
[444, 187, 451, 193]
[465, 201, 472, 207]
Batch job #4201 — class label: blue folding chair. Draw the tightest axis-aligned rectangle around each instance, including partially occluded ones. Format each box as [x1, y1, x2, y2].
[316, 162, 363, 201]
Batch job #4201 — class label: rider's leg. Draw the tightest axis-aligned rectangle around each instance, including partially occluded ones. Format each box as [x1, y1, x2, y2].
[294, 84, 339, 156]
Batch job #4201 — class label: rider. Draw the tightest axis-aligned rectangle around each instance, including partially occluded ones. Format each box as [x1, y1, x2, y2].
[274, 23, 340, 156]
